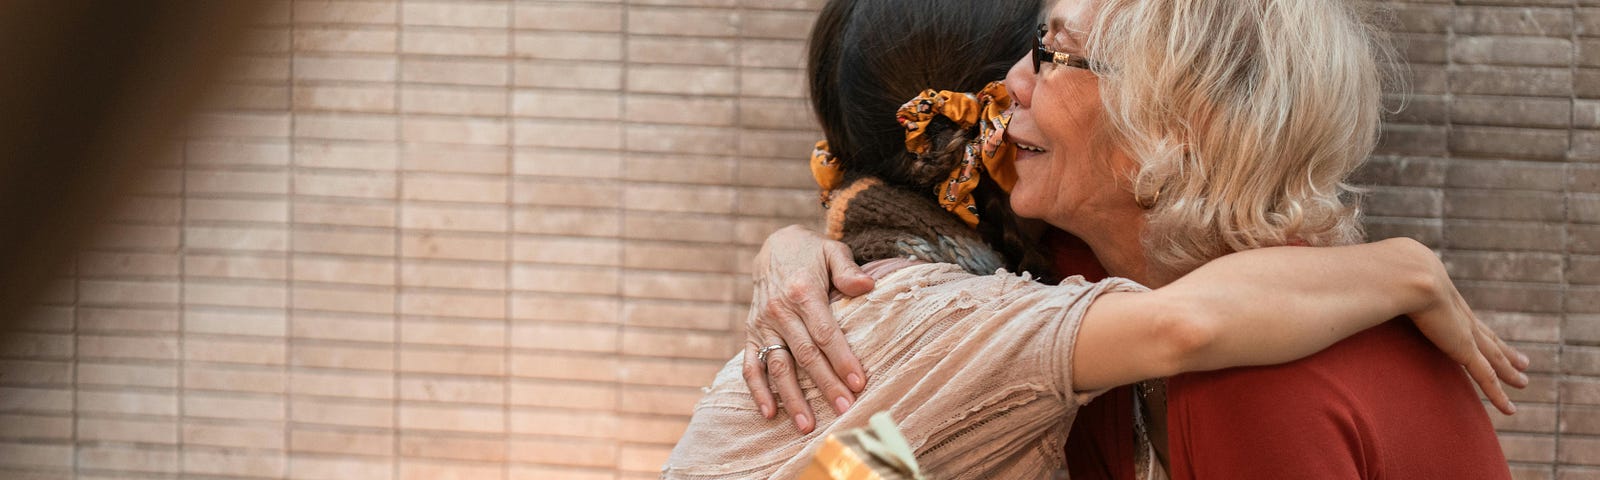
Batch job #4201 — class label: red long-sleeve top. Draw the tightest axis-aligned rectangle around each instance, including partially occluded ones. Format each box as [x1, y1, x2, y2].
[1165, 318, 1511, 479]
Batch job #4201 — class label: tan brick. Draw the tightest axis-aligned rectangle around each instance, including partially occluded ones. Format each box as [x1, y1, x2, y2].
[293, 229, 396, 257]
[398, 376, 504, 405]
[293, 27, 398, 54]
[402, 144, 509, 176]
[293, 284, 397, 315]
[289, 311, 393, 343]
[401, 117, 510, 147]
[294, 255, 395, 286]
[76, 362, 170, 388]
[515, 31, 622, 62]
[185, 365, 285, 394]
[509, 380, 616, 410]
[294, 200, 398, 228]
[510, 294, 619, 324]
[402, 232, 507, 262]
[512, 264, 619, 296]
[77, 390, 176, 417]
[293, 113, 399, 142]
[182, 422, 285, 450]
[182, 393, 284, 422]
[292, 1, 397, 25]
[398, 404, 504, 433]
[399, 349, 504, 377]
[295, 141, 399, 170]
[399, 318, 506, 348]
[182, 447, 286, 477]
[403, 57, 509, 87]
[508, 438, 615, 467]
[401, 29, 509, 57]
[77, 444, 175, 473]
[399, 459, 504, 480]
[511, 352, 618, 382]
[77, 335, 177, 361]
[185, 225, 289, 253]
[291, 369, 394, 400]
[0, 413, 70, 440]
[77, 417, 177, 445]
[291, 343, 394, 372]
[401, 1, 508, 28]
[184, 253, 289, 281]
[0, 332, 72, 359]
[0, 387, 72, 414]
[514, 3, 622, 32]
[290, 397, 393, 428]
[291, 455, 396, 480]
[290, 428, 394, 457]
[293, 84, 397, 113]
[401, 203, 509, 233]
[400, 290, 506, 319]
[399, 435, 507, 462]
[182, 282, 287, 309]
[510, 322, 616, 353]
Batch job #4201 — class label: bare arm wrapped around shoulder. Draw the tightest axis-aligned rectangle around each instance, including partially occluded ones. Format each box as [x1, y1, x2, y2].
[1073, 237, 1530, 415]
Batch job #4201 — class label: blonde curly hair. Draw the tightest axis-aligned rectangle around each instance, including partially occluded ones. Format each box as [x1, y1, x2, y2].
[1081, 0, 1397, 274]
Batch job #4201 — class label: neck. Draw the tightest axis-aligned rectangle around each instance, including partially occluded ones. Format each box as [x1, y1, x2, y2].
[1071, 214, 1174, 288]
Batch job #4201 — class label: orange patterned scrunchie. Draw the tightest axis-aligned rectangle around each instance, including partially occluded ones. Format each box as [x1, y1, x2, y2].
[810, 140, 844, 208]
[811, 81, 1018, 227]
[897, 81, 1017, 227]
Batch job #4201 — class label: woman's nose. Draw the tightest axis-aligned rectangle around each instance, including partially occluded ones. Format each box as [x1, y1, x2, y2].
[1005, 54, 1035, 108]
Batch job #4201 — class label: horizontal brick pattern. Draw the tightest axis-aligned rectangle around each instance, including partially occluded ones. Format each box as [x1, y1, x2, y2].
[0, 0, 820, 479]
[0, 0, 1593, 478]
[1358, 1, 1596, 478]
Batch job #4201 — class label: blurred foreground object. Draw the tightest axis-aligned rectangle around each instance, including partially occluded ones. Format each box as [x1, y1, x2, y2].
[0, 1, 265, 324]
[799, 412, 926, 480]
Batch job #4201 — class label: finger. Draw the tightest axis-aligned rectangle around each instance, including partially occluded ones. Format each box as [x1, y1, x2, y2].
[791, 281, 867, 394]
[1496, 331, 1530, 371]
[823, 242, 874, 296]
[1476, 321, 1527, 389]
[764, 346, 815, 433]
[1466, 352, 1516, 416]
[742, 336, 776, 419]
[783, 318, 857, 414]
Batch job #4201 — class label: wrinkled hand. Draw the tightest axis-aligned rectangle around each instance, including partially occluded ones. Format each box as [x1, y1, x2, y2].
[1401, 240, 1531, 415]
[744, 225, 874, 433]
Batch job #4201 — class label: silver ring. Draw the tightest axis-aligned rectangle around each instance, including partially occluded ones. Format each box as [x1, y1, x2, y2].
[757, 344, 789, 364]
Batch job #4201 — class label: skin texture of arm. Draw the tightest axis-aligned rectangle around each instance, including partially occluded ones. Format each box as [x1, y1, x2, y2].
[1072, 237, 1527, 414]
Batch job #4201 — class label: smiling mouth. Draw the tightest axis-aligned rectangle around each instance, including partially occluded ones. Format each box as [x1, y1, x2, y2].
[1016, 143, 1047, 153]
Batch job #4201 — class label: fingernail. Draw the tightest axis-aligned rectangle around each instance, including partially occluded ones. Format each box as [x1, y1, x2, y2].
[760, 404, 773, 418]
[1508, 402, 1517, 415]
[794, 414, 811, 432]
[834, 396, 851, 414]
[1519, 353, 1530, 365]
[1518, 372, 1529, 385]
[847, 373, 864, 391]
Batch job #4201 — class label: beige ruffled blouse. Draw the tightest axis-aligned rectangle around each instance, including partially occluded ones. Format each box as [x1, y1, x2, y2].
[663, 262, 1146, 479]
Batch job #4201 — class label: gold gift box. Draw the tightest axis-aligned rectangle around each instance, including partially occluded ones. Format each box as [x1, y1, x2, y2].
[798, 412, 926, 480]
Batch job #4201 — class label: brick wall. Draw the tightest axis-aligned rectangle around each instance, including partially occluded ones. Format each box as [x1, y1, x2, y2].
[0, 0, 1591, 479]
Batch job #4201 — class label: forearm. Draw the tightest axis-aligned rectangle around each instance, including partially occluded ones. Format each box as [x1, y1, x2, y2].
[1161, 237, 1438, 373]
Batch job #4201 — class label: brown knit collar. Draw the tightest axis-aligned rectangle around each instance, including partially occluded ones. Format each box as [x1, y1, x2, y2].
[823, 177, 1004, 275]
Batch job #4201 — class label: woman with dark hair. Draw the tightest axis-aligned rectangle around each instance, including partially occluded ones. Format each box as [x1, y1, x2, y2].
[661, 0, 1524, 478]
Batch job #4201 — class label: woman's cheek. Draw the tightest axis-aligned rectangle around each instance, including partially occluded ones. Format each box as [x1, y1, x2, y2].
[1007, 173, 1048, 219]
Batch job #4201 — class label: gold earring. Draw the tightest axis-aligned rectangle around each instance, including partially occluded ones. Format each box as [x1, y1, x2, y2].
[1138, 188, 1160, 209]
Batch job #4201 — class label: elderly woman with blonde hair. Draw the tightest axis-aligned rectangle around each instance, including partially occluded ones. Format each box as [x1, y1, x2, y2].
[740, 0, 1521, 478]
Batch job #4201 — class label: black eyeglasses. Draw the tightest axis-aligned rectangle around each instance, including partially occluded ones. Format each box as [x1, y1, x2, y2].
[1033, 24, 1098, 74]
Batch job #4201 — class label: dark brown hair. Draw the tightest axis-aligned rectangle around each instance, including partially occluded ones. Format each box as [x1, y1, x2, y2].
[807, 0, 1056, 278]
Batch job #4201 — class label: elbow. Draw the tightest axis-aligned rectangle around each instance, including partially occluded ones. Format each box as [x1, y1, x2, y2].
[1154, 294, 1221, 377]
